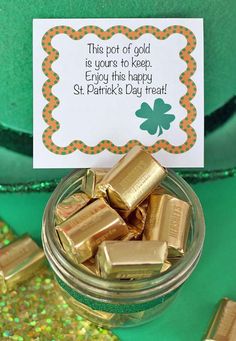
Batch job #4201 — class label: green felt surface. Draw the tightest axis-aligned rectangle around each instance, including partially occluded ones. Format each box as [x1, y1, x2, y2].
[0, 0, 236, 132]
[1, 176, 236, 340]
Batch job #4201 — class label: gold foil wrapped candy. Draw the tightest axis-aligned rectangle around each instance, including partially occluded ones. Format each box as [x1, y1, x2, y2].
[96, 240, 168, 279]
[58, 283, 115, 322]
[81, 168, 109, 198]
[152, 186, 173, 196]
[56, 198, 129, 263]
[54, 146, 192, 281]
[126, 198, 149, 232]
[205, 298, 236, 340]
[0, 235, 45, 293]
[55, 192, 90, 224]
[161, 260, 172, 273]
[143, 193, 191, 257]
[120, 226, 142, 241]
[96, 146, 167, 216]
[79, 257, 100, 276]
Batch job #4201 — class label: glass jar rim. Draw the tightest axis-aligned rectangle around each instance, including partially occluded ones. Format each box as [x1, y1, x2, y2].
[42, 169, 205, 299]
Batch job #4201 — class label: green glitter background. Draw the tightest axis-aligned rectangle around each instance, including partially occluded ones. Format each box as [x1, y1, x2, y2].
[0, 219, 119, 341]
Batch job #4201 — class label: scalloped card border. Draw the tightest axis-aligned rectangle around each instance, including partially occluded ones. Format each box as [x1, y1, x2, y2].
[41, 25, 197, 155]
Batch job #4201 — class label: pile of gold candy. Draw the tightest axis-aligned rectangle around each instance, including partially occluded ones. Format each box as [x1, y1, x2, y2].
[55, 146, 192, 279]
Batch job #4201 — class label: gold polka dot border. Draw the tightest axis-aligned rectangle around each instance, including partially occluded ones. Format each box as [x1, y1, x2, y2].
[41, 25, 197, 155]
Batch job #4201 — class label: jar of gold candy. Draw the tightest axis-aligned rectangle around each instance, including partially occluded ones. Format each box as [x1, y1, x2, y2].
[42, 147, 205, 328]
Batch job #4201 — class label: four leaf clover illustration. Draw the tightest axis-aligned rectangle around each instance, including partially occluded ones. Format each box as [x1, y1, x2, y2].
[135, 98, 175, 136]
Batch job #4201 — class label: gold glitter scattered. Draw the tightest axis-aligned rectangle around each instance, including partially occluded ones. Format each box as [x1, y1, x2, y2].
[0, 218, 119, 340]
[0, 218, 16, 248]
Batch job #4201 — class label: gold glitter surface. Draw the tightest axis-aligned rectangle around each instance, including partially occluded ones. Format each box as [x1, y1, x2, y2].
[0, 218, 119, 341]
[0, 218, 15, 248]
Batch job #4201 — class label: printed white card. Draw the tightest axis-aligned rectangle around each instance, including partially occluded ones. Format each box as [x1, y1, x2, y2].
[33, 18, 204, 168]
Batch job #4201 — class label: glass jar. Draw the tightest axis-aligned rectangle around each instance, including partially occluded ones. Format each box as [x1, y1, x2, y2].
[42, 169, 205, 328]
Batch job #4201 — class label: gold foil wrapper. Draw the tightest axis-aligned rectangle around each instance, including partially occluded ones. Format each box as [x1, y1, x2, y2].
[120, 226, 142, 241]
[81, 168, 109, 198]
[161, 261, 172, 273]
[205, 298, 236, 341]
[126, 311, 145, 321]
[0, 235, 45, 293]
[55, 192, 90, 224]
[126, 198, 149, 232]
[152, 186, 173, 196]
[96, 146, 167, 216]
[143, 194, 191, 257]
[79, 257, 100, 276]
[70, 300, 115, 322]
[166, 257, 180, 267]
[56, 198, 129, 263]
[57, 282, 115, 321]
[96, 240, 168, 279]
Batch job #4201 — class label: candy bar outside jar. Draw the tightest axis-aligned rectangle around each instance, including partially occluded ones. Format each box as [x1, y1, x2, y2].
[42, 168, 205, 328]
[0, 235, 45, 293]
[204, 298, 236, 340]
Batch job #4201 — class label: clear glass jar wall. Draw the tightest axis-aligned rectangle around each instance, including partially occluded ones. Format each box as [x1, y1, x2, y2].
[42, 170, 205, 328]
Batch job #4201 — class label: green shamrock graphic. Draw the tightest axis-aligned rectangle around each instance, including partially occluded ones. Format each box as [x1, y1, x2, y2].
[135, 98, 175, 136]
